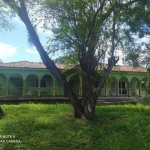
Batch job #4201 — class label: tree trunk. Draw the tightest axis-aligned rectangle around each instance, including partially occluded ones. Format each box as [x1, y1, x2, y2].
[82, 91, 97, 120]
[81, 74, 97, 120]
[80, 56, 119, 120]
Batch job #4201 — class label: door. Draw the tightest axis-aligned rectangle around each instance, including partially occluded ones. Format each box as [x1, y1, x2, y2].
[119, 82, 127, 95]
[110, 82, 117, 95]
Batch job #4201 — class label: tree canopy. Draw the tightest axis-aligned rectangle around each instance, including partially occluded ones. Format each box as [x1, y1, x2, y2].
[53, 52, 78, 66]
[2, 0, 149, 119]
[119, 0, 150, 67]
[0, 1, 13, 31]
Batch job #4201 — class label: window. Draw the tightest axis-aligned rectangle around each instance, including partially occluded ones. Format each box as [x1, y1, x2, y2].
[111, 82, 116, 88]
[46, 79, 51, 87]
[30, 79, 38, 87]
[41, 79, 51, 87]
[41, 79, 46, 87]
[110, 82, 117, 95]
[119, 82, 127, 95]
[119, 82, 126, 89]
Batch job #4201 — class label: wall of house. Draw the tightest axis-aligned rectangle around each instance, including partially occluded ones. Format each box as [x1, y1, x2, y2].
[0, 67, 148, 98]
[104, 71, 148, 97]
[0, 68, 64, 97]
[0, 74, 6, 96]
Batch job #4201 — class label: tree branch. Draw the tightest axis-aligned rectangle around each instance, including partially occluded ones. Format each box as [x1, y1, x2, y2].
[84, 0, 106, 49]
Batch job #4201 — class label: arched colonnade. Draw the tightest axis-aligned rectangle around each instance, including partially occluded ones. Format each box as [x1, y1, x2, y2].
[0, 72, 82, 97]
[100, 76, 148, 97]
[0, 71, 148, 98]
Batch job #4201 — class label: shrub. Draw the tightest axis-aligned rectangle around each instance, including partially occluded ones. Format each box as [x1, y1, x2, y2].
[129, 97, 138, 105]
[142, 97, 150, 105]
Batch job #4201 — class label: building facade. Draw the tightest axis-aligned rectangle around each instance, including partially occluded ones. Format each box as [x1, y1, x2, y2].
[0, 61, 148, 99]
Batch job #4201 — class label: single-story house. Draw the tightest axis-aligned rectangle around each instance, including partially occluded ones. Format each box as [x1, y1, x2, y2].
[0, 61, 148, 100]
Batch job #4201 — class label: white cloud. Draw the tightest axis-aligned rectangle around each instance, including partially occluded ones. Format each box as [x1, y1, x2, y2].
[25, 49, 38, 54]
[0, 42, 17, 59]
[12, 16, 25, 26]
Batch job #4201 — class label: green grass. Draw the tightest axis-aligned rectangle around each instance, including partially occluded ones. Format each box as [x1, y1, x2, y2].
[0, 103, 150, 150]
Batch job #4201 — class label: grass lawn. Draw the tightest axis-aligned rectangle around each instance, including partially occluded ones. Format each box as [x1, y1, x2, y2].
[0, 103, 150, 150]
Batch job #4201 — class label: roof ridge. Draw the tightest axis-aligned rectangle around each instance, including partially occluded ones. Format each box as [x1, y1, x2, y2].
[0, 61, 147, 72]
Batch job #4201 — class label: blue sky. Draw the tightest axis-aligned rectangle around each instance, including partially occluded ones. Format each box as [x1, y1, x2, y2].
[0, 17, 50, 63]
[0, 16, 124, 64]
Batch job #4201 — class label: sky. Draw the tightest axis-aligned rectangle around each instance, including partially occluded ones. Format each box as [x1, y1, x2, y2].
[0, 16, 124, 65]
[0, 16, 50, 63]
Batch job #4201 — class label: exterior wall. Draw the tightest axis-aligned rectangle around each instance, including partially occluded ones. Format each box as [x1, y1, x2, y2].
[0, 67, 81, 97]
[9, 76, 23, 95]
[100, 71, 148, 97]
[0, 68, 64, 97]
[0, 74, 7, 96]
[0, 67, 148, 98]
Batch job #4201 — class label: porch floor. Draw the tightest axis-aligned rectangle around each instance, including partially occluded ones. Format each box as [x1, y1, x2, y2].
[0, 95, 71, 101]
[0, 95, 143, 105]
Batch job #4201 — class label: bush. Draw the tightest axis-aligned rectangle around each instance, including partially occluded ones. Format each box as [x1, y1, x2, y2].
[129, 97, 138, 105]
[142, 97, 150, 105]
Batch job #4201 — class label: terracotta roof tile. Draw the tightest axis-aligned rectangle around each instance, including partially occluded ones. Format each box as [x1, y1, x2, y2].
[0, 61, 46, 69]
[0, 61, 66, 69]
[113, 65, 147, 73]
[0, 61, 147, 73]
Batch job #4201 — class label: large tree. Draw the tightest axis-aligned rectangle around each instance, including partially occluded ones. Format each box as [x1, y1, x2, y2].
[3, 0, 144, 120]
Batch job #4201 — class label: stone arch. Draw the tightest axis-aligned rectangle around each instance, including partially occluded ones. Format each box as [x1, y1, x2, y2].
[130, 77, 140, 96]
[64, 74, 80, 97]
[141, 77, 148, 96]
[41, 74, 53, 87]
[119, 77, 128, 96]
[26, 74, 38, 87]
[40, 74, 53, 96]
[0, 73, 7, 96]
[26, 74, 38, 96]
[0, 73, 6, 79]
[9, 74, 23, 95]
[108, 76, 118, 96]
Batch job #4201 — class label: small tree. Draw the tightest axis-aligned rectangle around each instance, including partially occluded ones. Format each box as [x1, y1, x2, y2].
[3, 0, 144, 119]
[0, 1, 13, 117]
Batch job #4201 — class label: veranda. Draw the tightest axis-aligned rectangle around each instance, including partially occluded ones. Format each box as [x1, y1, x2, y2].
[0, 61, 148, 100]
